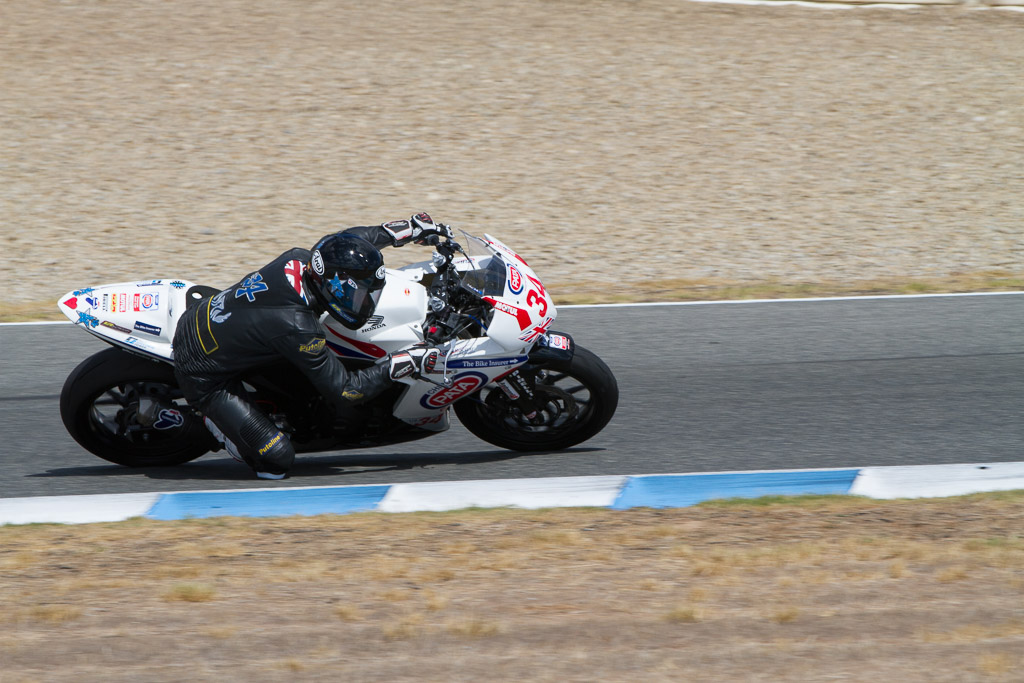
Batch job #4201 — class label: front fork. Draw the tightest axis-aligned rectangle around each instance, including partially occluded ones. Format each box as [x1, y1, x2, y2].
[494, 369, 544, 423]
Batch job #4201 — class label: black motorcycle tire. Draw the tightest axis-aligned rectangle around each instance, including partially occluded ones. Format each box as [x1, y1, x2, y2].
[453, 345, 618, 452]
[60, 347, 213, 467]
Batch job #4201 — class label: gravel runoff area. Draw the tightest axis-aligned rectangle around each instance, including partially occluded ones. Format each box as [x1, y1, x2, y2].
[2, 0, 1023, 315]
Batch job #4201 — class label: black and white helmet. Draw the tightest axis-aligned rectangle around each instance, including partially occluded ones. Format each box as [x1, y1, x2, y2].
[303, 233, 386, 330]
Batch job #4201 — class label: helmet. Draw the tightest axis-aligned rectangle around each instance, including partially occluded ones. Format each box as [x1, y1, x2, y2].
[304, 233, 386, 330]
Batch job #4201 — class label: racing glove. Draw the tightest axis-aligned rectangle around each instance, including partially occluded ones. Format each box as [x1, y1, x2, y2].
[388, 346, 443, 380]
[380, 213, 452, 247]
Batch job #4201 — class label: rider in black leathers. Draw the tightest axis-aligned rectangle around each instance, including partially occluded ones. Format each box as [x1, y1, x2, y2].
[173, 213, 447, 479]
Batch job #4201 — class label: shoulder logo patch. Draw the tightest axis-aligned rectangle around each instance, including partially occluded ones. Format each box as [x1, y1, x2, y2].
[299, 337, 326, 355]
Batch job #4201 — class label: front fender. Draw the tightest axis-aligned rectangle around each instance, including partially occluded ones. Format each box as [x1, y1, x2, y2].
[526, 331, 575, 367]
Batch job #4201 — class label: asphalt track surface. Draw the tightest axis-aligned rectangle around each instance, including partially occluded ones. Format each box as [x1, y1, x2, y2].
[2, 294, 1022, 500]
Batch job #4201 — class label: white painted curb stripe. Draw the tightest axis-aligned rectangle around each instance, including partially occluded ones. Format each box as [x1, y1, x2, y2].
[1, 462, 1022, 525]
[0, 492, 161, 525]
[850, 462, 1024, 499]
[378, 475, 629, 513]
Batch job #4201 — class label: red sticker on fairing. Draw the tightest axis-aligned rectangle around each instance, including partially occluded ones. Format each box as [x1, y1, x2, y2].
[483, 296, 532, 331]
[420, 372, 486, 408]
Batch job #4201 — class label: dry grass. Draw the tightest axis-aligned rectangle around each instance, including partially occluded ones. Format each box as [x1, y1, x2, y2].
[665, 605, 704, 623]
[2, 493, 1024, 680]
[162, 583, 217, 603]
[445, 617, 502, 638]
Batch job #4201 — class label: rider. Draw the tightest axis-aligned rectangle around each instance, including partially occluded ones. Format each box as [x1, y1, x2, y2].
[172, 212, 450, 479]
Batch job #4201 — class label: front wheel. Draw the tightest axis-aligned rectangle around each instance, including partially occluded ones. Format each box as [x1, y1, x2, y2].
[453, 345, 618, 452]
[60, 348, 214, 467]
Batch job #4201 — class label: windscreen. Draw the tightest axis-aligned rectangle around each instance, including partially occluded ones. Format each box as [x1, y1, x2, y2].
[458, 232, 507, 297]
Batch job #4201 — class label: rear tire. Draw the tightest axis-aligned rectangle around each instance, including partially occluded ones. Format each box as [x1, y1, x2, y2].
[60, 348, 213, 467]
[453, 345, 618, 452]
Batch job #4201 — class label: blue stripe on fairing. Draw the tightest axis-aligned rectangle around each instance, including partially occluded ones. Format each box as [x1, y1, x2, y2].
[610, 470, 862, 510]
[145, 485, 392, 520]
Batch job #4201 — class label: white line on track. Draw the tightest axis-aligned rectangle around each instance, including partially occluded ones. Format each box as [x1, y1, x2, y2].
[4, 290, 1023, 326]
[560, 290, 1024, 309]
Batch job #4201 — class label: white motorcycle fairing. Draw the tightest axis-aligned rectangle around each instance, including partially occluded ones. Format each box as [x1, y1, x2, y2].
[57, 279, 202, 362]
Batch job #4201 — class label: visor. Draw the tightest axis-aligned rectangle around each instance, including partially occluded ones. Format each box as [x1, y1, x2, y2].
[327, 274, 384, 329]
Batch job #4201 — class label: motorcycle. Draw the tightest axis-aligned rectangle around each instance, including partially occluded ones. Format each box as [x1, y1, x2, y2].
[57, 229, 619, 468]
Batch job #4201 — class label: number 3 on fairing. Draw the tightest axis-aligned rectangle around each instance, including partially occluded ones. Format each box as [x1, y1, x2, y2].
[527, 289, 547, 317]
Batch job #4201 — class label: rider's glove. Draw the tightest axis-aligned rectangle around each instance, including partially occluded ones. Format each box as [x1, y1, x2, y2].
[388, 346, 443, 381]
[380, 212, 450, 247]
[410, 212, 453, 246]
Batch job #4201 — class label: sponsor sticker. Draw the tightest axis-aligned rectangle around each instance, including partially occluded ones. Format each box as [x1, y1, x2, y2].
[298, 338, 326, 355]
[483, 296, 533, 331]
[133, 293, 140, 312]
[136, 280, 162, 288]
[100, 320, 132, 334]
[258, 431, 284, 455]
[153, 408, 184, 430]
[124, 336, 154, 351]
[103, 293, 109, 311]
[141, 293, 156, 309]
[375, 265, 386, 280]
[545, 334, 571, 351]
[170, 280, 186, 289]
[85, 295, 99, 308]
[133, 321, 162, 336]
[508, 266, 524, 295]
[362, 315, 386, 331]
[311, 250, 325, 275]
[330, 302, 356, 323]
[447, 356, 527, 369]
[420, 371, 487, 408]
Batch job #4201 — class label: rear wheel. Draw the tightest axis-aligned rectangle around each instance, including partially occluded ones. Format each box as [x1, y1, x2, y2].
[453, 345, 618, 451]
[60, 348, 213, 467]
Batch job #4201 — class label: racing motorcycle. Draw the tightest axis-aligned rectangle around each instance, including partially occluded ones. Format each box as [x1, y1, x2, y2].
[57, 230, 618, 468]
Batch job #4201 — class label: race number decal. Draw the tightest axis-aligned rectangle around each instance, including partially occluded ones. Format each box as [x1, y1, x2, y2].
[526, 289, 548, 317]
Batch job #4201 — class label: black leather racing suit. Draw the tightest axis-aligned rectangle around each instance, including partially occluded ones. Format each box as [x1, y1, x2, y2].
[172, 226, 398, 477]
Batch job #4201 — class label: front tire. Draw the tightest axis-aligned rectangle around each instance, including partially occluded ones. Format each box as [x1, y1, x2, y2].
[453, 345, 618, 452]
[60, 348, 213, 467]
